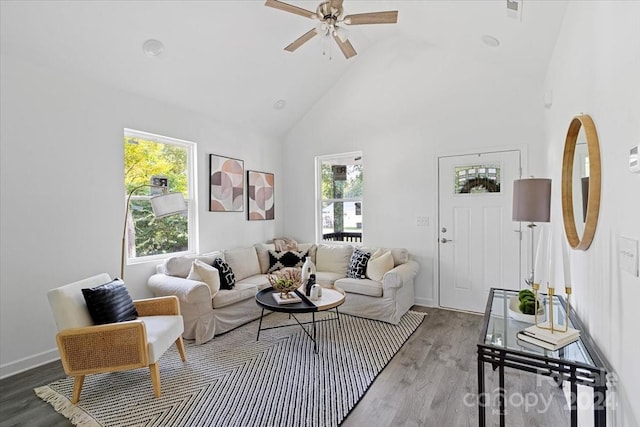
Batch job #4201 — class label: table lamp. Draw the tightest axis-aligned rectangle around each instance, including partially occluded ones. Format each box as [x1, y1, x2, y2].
[512, 178, 552, 287]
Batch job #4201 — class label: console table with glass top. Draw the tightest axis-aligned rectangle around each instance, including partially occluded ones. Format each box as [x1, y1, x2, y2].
[478, 288, 609, 427]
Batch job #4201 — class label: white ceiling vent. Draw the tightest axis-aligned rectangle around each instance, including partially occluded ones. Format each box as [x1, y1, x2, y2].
[506, 0, 523, 21]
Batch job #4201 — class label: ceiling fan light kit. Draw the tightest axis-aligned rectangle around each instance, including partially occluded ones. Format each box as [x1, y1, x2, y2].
[265, 0, 398, 59]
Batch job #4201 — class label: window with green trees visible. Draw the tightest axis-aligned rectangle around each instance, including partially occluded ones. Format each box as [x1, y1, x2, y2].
[317, 152, 363, 243]
[123, 129, 196, 263]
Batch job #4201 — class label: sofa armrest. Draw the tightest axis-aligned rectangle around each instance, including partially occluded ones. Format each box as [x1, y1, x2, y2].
[147, 274, 211, 305]
[382, 260, 419, 290]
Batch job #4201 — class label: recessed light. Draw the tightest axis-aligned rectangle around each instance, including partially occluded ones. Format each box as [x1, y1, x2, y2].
[143, 39, 165, 57]
[274, 99, 286, 110]
[481, 35, 500, 48]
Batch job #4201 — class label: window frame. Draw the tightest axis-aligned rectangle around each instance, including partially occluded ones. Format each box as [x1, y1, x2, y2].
[315, 151, 363, 244]
[124, 128, 198, 266]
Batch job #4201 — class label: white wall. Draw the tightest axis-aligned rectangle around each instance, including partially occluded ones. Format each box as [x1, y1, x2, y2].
[544, 2, 640, 425]
[0, 54, 283, 377]
[281, 37, 547, 307]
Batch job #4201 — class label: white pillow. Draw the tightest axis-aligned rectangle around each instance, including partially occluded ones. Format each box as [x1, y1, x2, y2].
[187, 259, 220, 296]
[369, 248, 384, 260]
[366, 251, 394, 281]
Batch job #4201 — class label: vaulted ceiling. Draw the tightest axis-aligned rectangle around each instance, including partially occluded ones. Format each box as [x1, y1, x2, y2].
[1, 1, 568, 138]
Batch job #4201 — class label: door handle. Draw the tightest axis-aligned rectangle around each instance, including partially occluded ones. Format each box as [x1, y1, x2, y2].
[441, 238, 453, 243]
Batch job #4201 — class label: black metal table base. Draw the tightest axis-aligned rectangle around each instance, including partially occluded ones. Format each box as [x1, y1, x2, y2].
[256, 307, 341, 353]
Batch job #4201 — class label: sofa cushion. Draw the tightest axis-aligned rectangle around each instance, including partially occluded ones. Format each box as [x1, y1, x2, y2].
[212, 283, 258, 309]
[254, 243, 275, 274]
[366, 250, 395, 281]
[267, 249, 308, 273]
[224, 247, 261, 281]
[236, 274, 272, 291]
[347, 248, 371, 279]
[187, 259, 220, 296]
[314, 271, 347, 287]
[335, 278, 383, 297]
[298, 243, 317, 264]
[81, 279, 138, 325]
[164, 252, 222, 278]
[316, 244, 353, 274]
[213, 258, 236, 290]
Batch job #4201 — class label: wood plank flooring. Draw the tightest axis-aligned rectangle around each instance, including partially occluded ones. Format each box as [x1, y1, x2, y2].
[0, 307, 570, 426]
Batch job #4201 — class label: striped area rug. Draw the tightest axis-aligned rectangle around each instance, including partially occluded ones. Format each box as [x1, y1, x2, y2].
[35, 310, 426, 427]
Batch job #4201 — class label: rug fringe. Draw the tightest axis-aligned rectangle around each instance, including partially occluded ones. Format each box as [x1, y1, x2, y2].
[34, 386, 101, 427]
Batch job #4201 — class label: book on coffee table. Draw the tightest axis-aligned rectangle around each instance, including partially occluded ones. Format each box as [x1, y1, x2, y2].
[272, 292, 302, 305]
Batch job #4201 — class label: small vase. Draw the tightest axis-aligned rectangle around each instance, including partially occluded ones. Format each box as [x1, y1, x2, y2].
[301, 256, 316, 283]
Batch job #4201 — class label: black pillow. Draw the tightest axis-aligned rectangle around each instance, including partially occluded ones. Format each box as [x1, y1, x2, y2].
[213, 258, 235, 290]
[81, 279, 138, 325]
[347, 248, 372, 279]
[267, 250, 309, 273]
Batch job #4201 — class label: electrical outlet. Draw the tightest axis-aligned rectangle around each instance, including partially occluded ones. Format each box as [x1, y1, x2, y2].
[416, 216, 429, 227]
[618, 236, 639, 277]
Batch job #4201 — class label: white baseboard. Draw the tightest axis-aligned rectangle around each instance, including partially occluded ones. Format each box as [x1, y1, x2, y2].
[0, 348, 59, 380]
[414, 297, 435, 307]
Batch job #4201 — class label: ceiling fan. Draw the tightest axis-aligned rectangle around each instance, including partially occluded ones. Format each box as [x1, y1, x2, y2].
[265, 0, 398, 59]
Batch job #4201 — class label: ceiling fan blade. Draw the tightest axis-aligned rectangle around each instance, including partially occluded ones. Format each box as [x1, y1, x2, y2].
[285, 29, 318, 52]
[265, 0, 316, 19]
[329, 0, 344, 12]
[344, 11, 398, 25]
[333, 34, 357, 59]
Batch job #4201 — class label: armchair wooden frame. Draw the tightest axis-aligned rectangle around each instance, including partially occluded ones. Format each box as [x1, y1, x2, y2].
[55, 296, 186, 403]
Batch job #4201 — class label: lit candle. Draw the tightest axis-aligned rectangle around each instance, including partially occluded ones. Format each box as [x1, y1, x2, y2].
[562, 237, 572, 289]
[547, 229, 554, 289]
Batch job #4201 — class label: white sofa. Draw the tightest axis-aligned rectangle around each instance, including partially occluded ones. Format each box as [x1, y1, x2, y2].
[148, 243, 419, 344]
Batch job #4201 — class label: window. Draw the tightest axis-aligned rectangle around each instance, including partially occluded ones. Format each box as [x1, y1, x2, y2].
[123, 129, 197, 263]
[317, 152, 363, 243]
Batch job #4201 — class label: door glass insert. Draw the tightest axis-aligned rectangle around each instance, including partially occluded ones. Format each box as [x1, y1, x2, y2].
[454, 164, 501, 194]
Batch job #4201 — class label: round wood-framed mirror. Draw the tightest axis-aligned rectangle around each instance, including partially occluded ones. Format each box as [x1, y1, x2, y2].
[561, 114, 601, 250]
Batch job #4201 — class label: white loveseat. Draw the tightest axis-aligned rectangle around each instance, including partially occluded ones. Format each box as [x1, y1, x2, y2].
[148, 243, 419, 344]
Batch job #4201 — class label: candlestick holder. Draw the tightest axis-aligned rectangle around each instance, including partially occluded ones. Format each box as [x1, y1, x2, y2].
[532, 284, 571, 333]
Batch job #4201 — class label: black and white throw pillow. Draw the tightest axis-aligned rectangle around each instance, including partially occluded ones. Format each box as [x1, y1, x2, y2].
[267, 250, 308, 273]
[81, 279, 138, 325]
[212, 258, 235, 290]
[346, 248, 371, 279]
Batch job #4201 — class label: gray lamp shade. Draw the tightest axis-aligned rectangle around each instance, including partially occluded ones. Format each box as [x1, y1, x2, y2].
[150, 192, 186, 218]
[512, 178, 551, 223]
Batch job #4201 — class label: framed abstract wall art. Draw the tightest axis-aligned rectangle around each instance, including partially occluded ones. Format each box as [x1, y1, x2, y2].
[247, 170, 274, 220]
[209, 154, 244, 212]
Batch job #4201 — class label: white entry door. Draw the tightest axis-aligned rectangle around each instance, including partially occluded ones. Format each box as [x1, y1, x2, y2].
[438, 151, 522, 312]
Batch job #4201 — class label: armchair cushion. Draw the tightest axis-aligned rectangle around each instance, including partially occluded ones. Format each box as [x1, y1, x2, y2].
[81, 279, 138, 325]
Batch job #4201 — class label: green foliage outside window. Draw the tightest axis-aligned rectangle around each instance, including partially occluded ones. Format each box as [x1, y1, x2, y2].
[124, 136, 189, 258]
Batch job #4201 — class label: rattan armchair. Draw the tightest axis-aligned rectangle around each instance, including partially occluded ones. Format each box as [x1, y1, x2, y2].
[47, 273, 187, 403]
